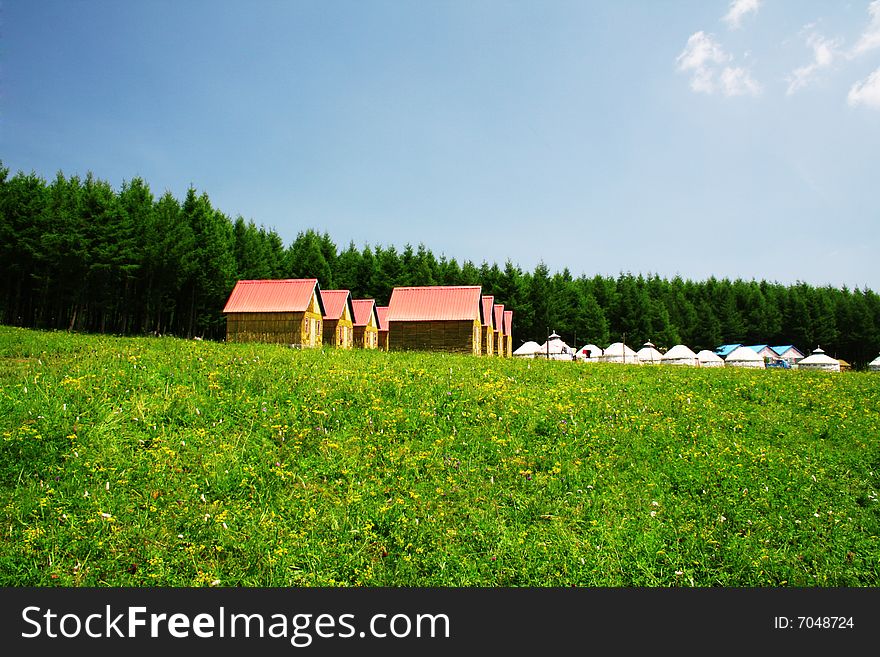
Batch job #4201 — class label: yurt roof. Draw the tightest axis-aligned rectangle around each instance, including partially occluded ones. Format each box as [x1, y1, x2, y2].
[538, 336, 572, 354]
[798, 347, 840, 365]
[870, 354, 880, 366]
[513, 341, 542, 356]
[696, 349, 724, 362]
[577, 344, 604, 356]
[604, 342, 637, 357]
[725, 346, 764, 361]
[637, 343, 663, 361]
[663, 344, 698, 360]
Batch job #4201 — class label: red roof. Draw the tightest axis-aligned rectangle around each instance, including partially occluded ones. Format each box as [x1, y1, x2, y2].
[321, 289, 354, 321]
[493, 304, 504, 331]
[223, 279, 323, 314]
[351, 299, 378, 327]
[481, 296, 495, 328]
[503, 310, 513, 336]
[387, 286, 483, 322]
[376, 306, 389, 331]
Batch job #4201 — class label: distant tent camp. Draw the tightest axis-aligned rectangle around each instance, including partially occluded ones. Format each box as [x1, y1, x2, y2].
[796, 347, 840, 372]
[869, 354, 880, 372]
[637, 341, 663, 364]
[696, 349, 724, 367]
[576, 344, 603, 361]
[513, 341, 542, 358]
[601, 342, 639, 364]
[536, 331, 574, 360]
[724, 345, 766, 368]
[661, 344, 699, 366]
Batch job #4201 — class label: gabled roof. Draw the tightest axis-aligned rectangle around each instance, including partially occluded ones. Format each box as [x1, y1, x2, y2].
[352, 299, 378, 327]
[503, 310, 513, 337]
[772, 345, 804, 357]
[376, 306, 389, 331]
[715, 343, 742, 358]
[745, 344, 778, 355]
[481, 296, 495, 328]
[223, 279, 324, 315]
[387, 286, 483, 322]
[493, 304, 504, 331]
[321, 289, 355, 321]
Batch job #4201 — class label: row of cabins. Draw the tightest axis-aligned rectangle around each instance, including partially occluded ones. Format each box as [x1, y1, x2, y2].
[222, 279, 513, 356]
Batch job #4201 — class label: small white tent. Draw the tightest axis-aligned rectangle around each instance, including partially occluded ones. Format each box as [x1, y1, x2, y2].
[576, 344, 603, 361]
[696, 349, 724, 367]
[796, 346, 841, 372]
[601, 342, 639, 364]
[513, 341, 542, 358]
[535, 332, 574, 360]
[725, 345, 766, 368]
[870, 355, 880, 372]
[662, 344, 699, 366]
[636, 341, 663, 364]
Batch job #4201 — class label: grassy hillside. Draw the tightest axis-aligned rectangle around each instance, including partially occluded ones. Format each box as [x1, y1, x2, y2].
[1, 325, 878, 586]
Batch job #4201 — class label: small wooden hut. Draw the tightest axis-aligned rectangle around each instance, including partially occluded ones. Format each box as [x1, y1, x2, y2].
[503, 310, 513, 357]
[376, 306, 389, 351]
[352, 299, 380, 349]
[493, 304, 504, 357]
[386, 286, 483, 355]
[481, 295, 495, 356]
[223, 279, 325, 347]
[321, 289, 355, 348]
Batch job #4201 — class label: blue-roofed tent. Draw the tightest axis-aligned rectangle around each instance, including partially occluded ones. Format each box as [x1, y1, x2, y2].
[746, 345, 780, 361]
[715, 344, 742, 358]
[772, 345, 805, 365]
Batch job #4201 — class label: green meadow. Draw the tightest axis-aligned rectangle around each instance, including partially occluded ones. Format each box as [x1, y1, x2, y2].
[1, 325, 878, 586]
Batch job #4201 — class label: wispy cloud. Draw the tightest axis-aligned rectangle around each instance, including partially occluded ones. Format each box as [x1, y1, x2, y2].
[851, 0, 880, 57]
[721, 66, 762, 95]
[676, 32, 760, 96]
[848, 66, 880, 108]
[787, 32, 841, 95]
[723, 0, 762, 30]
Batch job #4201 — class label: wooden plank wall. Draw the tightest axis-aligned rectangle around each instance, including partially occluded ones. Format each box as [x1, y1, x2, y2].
[389, 320, 478, 354]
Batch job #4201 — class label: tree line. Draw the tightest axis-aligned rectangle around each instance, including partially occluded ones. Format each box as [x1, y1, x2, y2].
[1, 164, 878, 366]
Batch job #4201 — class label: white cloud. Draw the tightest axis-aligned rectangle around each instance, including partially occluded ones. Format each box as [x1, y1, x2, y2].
[676, 31, 759, 96]
[723, 0, 762, 30]
[851, 0, 880, 56]
[720, 66, 762, 95]
[848, 66, 880, 108]
[787, 32, 841, 95]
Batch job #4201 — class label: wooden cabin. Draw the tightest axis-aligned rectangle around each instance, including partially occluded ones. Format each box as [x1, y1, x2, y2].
[493, 304, 504, 357]
[223, 279, 325, 347]
[376, 306, 389, 351]
[386, 286, 483, 355]
[321, 289, 355, 348]
[352, 299, 380, 349]
[503, 309, 513, 358]
[481, 295, 495, 356]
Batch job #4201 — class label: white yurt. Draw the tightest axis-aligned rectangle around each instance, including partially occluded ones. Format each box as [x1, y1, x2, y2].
[870, 355, 880, 372]
[513, 341, 542, 358]
[661, 344, 699, 366]
[796, 346, 841, 372]
[724, 345, 766, 369]
[636, 341, 664, 364]
[535, 332, 574, 360]
[576, 344, 604, 361]
[696, 349, 725, 367]
[601, 342, 640, 364]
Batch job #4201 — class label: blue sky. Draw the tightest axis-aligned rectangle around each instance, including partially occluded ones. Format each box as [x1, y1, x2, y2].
[2, 0, 879, 290]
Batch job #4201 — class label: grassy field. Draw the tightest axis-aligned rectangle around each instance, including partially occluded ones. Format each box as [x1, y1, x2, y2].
[1, 324, 879, 586]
